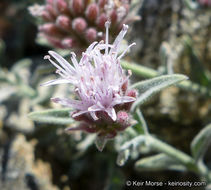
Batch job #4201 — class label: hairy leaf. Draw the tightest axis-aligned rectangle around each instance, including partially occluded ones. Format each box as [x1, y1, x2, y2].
[191, 124, 211, 161]
[116, 135, 146, 166]
[135, 153, 186, 171]
[131, 74, 188, 111]
[28, 108, 74, 125]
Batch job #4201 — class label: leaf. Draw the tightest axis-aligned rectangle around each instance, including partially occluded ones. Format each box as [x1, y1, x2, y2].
[184, 37, 211, 86]
[131, 74, 188, 111]
[135, 153, 186, 171]
[28, 108, 74, 125]
[95, 136, 107, 152]
[0, 85, 17, 103]
[116, 135, 146, 166]
[191, 124, 211, 161]
[116, 149, 130, 166]
[120, 135, 146, 151]
[133, 108, 149, 135]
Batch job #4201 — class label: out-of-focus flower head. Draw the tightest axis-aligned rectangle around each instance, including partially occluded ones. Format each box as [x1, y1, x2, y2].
[197, 0, 211, 6]
[42, 21, 137, 150]
[28, 0, 140, 53]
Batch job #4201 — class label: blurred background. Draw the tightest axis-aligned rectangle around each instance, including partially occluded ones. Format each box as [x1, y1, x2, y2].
[0, 0, 210, 189]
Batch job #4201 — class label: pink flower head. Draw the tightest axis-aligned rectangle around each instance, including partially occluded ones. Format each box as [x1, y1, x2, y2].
[197, 0, 211, 6]
[42, 21, 136, 144]
[29, 0, 140, 53]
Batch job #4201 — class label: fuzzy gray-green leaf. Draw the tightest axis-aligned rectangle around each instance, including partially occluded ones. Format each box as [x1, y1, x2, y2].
[28, 108, 74, 125]
[131, 74, 188, 111]
[191, 124, 211, 162]
[135, 153, 186, 171]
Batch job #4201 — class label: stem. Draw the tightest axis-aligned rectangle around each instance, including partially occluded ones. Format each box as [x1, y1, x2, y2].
[197, 160, 211, 183]
[146, 135, 196, 171]
[121, 60, 157, 78]
[135, 108, 149, 135]
[146, 135, 211, 182]
[121, 60, 211, 97]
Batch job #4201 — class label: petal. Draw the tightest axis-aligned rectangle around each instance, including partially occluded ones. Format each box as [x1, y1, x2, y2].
[51, 97, 85, 110]
[105, 107, 117, 121]
[72, 110, 89, 118]
[109, 24, 129, 55]
[40, 78, 71, 86]
[111, 96, 136, 106]
[90, 111, 99, 120]
[44, 55, 69, 76]
[88, 104, 101, 112]
[117, 42, 136, 60]
[48, 50, 75, 74]
[85, 41, 98, 54]
[70, 52, 80, 72]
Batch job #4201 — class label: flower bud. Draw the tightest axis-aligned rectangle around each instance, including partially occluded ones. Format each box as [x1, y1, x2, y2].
[116, 111, 130, 130]
[109, 10, 118, 24]
[72, 17, 87, 33]
[126, 89, 137, 98]
[47, 36, 64, 48]
[56, 15, 71, 31]
[198, 0, 211, 6]
[121, 80, 128, 93]
[97, 13, 108, 29]
[61, 38, 74, 48]
[56, 0, 68, 13]
[71, 0, 84, 15]
[41, 11, 53, 21]
[123, 89, 137, 111]
[46, 0, 53, 4]
[45, 4, 58, 18]
[86, 3, 99, 22]
[39, 23, 60, 36]
[85, 28, 97, 42]
[98, 0, 107, 8]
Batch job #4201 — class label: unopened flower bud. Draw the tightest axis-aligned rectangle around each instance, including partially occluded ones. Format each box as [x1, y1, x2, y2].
[39, 23, 60, 36]
[122, 89, 137, 111]
[47, 36, 64, 48]
[109, 10, 118, 24]
[56, 0, 68, 13]
[41, 11, 53, 21]
[85, 28, 97, 42]
[30, 0, 136, 52]
[71, 0, 84, 15]
[98, 0, 107, 8]
[72, 17, 87, 33]
[86, 3, 99, 22]
[117, 111, 130, 130]
[198, 0, 211, 6]
[46, 0, 53, 5]
[97, 13, 108, 29]
[126, 89, 137, 98]
[121, 80, 128, 92]
[45, 4, 58, 18]
[61, 38, 74, 48]
[56, 15, 71, 30]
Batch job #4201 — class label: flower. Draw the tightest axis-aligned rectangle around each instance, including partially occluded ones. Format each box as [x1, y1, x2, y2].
[29, 0, 140, 53]
[42, 21, 136, 150]
[197, 0, 211, 6]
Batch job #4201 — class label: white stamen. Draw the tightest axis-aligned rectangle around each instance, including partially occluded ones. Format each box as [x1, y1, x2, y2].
[105, 21, 110, 55]
[118, 42, 136, 60]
